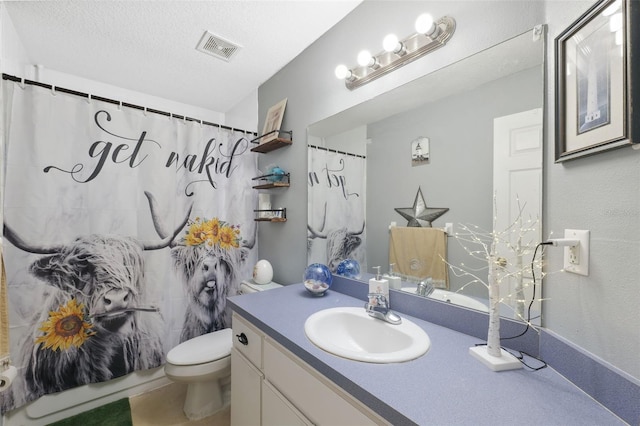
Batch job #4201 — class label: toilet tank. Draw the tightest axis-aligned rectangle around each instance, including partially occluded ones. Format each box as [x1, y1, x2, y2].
[239, 279, 282, 294]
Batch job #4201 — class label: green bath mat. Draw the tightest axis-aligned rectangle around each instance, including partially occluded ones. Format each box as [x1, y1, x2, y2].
[47, 397, 132, 426]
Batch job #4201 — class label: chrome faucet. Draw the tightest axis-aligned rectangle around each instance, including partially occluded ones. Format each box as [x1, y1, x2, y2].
[416, 278, 435, 297]
[365, 293, 402, 325]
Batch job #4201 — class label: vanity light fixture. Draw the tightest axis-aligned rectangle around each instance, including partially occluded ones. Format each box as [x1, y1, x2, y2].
[334, 13, 456, 90]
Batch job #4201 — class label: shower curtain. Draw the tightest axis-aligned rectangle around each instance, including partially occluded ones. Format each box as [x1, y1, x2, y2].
[307, 146, 366, 274]
[0, 82, 257, 413]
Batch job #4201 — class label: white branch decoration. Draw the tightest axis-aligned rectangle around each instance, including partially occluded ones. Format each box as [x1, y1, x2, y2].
[446, 196, 546, 371]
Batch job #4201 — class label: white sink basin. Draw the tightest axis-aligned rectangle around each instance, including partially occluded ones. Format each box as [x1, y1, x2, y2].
[304, 307, 430, 363]
[401, 287, 489, 312]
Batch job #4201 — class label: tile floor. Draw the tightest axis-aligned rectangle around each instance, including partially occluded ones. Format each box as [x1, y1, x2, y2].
[129, 382, 230, 426]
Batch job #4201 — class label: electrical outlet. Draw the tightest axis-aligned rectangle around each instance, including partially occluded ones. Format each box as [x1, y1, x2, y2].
[568, 244, 579, 264]
[563, 229, 590, 276]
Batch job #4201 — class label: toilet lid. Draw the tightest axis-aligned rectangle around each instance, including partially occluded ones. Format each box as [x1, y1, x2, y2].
[167, 328, 232, 365]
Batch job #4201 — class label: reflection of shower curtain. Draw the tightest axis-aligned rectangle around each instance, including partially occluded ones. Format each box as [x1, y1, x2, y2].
[0, 82, 257, 413]
[307, 146, 366, 273]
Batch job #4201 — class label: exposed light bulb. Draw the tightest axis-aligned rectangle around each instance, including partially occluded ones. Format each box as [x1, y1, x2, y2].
[383, 34, 400, 52]
[383, 33, 406, 56]
[357, 50, 373, 67]
[415, 13, 436, 36]
[334, 64, 351, 80]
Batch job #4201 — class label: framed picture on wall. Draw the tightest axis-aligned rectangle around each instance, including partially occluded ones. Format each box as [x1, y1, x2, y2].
[554, 0, 639, 162]
[260, 98, 287, 143]
[411, 137, 430, 167]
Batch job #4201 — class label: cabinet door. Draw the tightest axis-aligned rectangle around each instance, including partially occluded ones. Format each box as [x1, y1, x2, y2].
[262, 380, 313, 426]
[263, 339, 382, 426]
[231, 348, 262, 426]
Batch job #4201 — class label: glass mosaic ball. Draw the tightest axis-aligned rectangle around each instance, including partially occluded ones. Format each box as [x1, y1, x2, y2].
[336, 259, 361, 279]
[303, 263, 332, 296]
[267, 166, 286, 182]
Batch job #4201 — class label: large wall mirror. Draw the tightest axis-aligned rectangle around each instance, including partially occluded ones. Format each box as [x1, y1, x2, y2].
[307, 28, 545, 324]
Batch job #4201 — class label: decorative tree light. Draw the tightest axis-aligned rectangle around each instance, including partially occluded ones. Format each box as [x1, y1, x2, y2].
[445, 197, 546, 371]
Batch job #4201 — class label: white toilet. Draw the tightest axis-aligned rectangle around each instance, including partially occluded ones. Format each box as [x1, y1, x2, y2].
[164, 279, 281, 420]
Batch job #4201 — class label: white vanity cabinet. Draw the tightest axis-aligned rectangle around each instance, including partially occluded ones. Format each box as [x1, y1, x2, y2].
[230, 312, 387, 426]
[230, 312, 265, 425]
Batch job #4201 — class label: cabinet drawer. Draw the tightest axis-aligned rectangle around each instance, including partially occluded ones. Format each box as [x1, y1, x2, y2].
[232, 313, 264, 368]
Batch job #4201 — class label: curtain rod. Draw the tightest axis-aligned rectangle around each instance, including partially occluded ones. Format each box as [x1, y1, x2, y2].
[1, 73, 257, 136]
[308, 144, 366, 159]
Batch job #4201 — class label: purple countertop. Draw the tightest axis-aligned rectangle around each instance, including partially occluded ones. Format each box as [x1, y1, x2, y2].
[228, 284, 626, 426]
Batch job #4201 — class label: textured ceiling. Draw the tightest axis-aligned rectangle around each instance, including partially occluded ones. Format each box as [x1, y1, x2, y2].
[4, 0, 362, 113]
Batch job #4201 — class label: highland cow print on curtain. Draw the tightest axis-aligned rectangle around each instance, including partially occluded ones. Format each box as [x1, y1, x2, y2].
[307, 146, 366, 274]
[0, 82, 257, 413]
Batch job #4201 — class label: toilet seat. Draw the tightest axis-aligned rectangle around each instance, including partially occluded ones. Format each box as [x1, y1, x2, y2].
[167, 328, 232, 365]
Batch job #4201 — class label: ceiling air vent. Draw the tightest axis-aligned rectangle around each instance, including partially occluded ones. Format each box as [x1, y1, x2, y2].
[196, 31, 241, 62]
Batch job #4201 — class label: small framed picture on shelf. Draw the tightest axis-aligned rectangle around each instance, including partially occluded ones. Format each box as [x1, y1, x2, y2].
[261, 98, 288, 144]
[554, 0, 639, 162]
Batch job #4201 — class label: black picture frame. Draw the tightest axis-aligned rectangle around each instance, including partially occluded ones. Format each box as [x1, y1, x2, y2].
[554, 0, 639, 162]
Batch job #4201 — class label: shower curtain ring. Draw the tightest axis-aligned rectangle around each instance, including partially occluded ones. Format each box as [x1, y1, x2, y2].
[50, 85, 56, 96]
[86, 94, 92, 104]
[18, 79, 25, 90]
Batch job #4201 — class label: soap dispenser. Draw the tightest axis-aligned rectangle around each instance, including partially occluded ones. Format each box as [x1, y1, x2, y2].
[384, 263, 402, 291]
[369, 266, 389, 303]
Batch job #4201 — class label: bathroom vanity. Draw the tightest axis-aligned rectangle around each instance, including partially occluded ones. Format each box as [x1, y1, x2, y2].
[228, 284, 625, 425]
[231, 313, 386, 425]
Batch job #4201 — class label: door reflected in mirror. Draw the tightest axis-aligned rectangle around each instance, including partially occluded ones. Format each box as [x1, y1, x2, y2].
[307, 29, 545, 324]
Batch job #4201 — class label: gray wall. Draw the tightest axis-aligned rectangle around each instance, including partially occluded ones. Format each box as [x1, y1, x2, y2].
[366, 67, 541, 298]
[258, 0, 640, 381]
[542, 1, 640, 380]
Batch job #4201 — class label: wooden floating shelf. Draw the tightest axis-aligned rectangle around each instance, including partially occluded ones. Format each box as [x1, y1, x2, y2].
[254, 217, 287, 223]
[252, 172, 290, 189]
[250, 138, 292, 153]
[252, 182, 290, 190]
[254, 208, 287, 222]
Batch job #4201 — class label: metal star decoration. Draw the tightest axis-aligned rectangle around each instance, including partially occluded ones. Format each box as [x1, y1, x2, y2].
[394, 187, 449, 227]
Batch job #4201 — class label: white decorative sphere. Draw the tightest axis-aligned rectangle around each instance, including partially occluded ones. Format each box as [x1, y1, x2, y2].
[253, 260, 273, 285]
